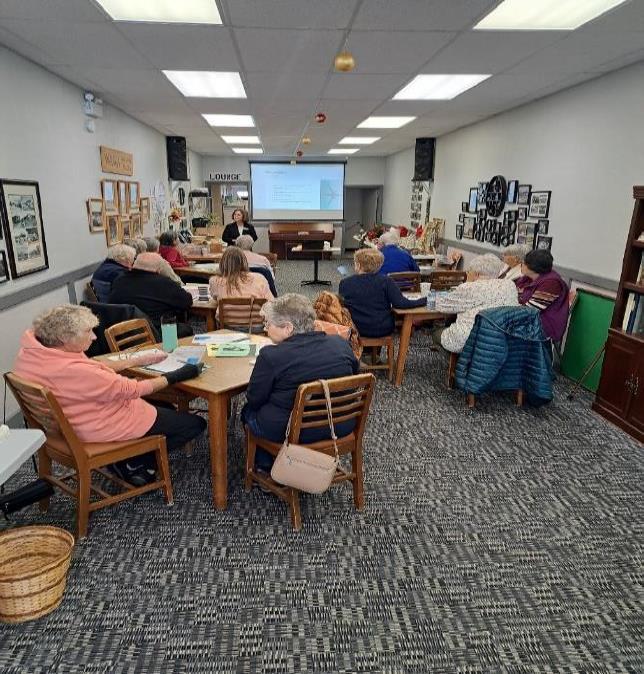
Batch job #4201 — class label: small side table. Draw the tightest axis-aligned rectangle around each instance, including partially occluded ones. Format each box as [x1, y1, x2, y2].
[291, 247, 341, 286]
[0, 429, 45, 486]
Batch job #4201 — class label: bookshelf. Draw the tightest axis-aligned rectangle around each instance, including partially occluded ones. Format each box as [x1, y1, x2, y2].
[592, 186, 644, 442]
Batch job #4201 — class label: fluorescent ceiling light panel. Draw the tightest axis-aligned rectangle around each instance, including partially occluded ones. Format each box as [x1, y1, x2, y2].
[393, 74, 490, 100]
[328, 148, 360, 155]
[357, 116, 415, 129]
[339, 136, 381, 145]
[163, 71, 246, 98]
[232, 148, 263, 154]
[221, 135, 261, 144]
[474, 0, 628, 30]
[202, 114, 255, 127]
[96, 0, 222, 24]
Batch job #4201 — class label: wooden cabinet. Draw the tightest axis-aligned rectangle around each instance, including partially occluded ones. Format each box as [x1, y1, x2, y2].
[592, 186, 644, 444]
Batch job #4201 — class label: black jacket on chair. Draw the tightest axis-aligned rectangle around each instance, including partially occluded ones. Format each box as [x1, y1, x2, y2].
[222, 222, 258, 246]
[107, 269, 193, 336]
[244, 332, 359, 443]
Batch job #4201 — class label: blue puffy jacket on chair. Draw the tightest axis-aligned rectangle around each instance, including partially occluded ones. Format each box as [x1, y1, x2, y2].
[455, 306, 553, 407]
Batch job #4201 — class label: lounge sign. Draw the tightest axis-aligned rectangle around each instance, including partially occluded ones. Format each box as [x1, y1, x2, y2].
[100, 146, 133, 176]
[210, 172, 242, 181]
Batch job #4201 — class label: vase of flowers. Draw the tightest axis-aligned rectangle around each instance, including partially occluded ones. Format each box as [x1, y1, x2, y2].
[353, 223, 385, 248]
[168, 207, 182, 229]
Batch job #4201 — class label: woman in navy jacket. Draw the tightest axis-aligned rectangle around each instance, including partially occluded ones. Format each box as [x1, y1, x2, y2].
[339, 248, 426, 338]
[242, 294, 359, 470]
[221, 208, 258, 247]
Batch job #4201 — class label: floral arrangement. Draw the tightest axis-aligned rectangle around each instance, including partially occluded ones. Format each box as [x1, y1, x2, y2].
[352, 223, 385, 247]
[169, 207, 183, 223]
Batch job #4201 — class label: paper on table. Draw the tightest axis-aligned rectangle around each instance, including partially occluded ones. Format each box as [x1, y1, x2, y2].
[143, 346, 205, 372]
[107, 348, 164, 361]
[192, 332, 248, 345]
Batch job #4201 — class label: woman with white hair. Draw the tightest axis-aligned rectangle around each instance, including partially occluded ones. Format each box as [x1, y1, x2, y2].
[241, 293, 359, 472]
[435, 253, 519, 353]
[235, 234, 274, 277]
[499, 244, 531, 281]
[91, 243, 136, 302]
[13, 304, 206, 485]
[377, 230, 420, 275]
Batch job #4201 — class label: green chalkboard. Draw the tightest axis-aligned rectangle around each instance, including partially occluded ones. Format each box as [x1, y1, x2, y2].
[560, 289, 615, 392]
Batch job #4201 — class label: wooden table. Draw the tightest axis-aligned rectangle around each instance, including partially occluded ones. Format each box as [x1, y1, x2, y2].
[392, 306, 452, 387]
[184, 253, 222, 263]
[100, 332, 271, 510]
[175, 263, 220, 280]
[0, 429, 45, 485]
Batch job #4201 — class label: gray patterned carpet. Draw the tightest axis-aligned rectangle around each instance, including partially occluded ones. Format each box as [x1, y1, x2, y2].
[1, 260, 643, 673]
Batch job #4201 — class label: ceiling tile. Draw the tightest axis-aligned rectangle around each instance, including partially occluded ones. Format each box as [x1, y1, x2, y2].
[77, 67, 177, 99]
[422, 30, 567, 74]
[0, 25, 64, 65]
[0, 19, 152, 68]
[246, 71, 327, 102]
[580, 1, 644, 32]
[116, 24, 240, 70]
[186, 98, 253, 114]
[347, 31, 456, 73]
[0, 0, 107, 21]
[254, 111, 309, 136]
[234, 28, 342, 72]
[226, 0, 359, 29]
[323, 73, 410, 100]
[354, 0, 499, 31]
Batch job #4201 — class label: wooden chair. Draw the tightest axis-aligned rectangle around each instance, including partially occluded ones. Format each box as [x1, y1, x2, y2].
[258, 252, 278, 272]
[85, 282, 98, 302]
[5, 372, 173, 539]
[429, 270, 467, 290]
[244, 373, 376, 530]
[388, 271, 421, 292]
[359, 335, 394, 381]
[218, 297, 267, 333]
[105, 318, 156, 353]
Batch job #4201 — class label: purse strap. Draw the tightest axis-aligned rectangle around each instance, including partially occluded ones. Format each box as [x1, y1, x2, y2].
[282, 379, 339, 461]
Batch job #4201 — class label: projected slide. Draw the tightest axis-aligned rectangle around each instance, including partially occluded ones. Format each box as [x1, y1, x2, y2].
[251, 163, 345, 220]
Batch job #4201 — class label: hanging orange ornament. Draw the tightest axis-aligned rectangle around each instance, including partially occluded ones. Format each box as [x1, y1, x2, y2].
[334, 50, 356, 72]
[296, 150, 303, 157]
[315, 113, 327, 124]
[301, 137, 311, 145]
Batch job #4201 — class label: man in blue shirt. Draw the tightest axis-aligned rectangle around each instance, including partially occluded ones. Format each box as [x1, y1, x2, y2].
[377, 230, 420, 275]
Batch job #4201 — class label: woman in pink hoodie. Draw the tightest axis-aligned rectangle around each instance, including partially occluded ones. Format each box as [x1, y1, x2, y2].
[13, 304, 206, 486]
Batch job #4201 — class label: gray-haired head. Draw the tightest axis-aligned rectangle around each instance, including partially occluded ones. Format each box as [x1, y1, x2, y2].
[106, 244, 136, 267]
[378, 230, 399, 247]
[122, 238, 147, 255]
[466, 253, 504, 279]
[502, 244, 531, 263]
[143, 236, 160, 252]
[261, 293, 316, 335]
[33, 304, 99, 348]
[236, 234, 255, 251]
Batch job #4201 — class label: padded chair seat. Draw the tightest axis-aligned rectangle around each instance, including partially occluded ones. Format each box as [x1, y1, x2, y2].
[45, 432, 158, 459]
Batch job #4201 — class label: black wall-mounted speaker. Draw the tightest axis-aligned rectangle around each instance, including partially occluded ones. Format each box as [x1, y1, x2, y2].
[413, 137, 435, 181]
[166, 136, 188, 181]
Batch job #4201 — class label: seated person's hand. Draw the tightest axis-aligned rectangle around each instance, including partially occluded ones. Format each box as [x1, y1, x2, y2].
[164, 363, 203, 385]
[135, 351, 167, 367]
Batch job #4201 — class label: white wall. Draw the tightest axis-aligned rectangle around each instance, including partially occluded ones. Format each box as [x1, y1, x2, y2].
[384, 62, 644, 282]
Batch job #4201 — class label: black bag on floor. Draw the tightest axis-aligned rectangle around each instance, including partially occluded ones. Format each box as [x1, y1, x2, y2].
[0, 479, 54, 517]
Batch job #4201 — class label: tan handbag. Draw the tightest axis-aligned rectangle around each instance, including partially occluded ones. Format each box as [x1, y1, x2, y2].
[270, 379, 339, 494]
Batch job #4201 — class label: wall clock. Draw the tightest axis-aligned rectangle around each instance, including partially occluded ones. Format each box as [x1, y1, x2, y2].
[485, 175, 507, 218]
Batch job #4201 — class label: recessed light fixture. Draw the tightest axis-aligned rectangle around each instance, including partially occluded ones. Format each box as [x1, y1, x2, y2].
[474, 0, 628, 30]
[95, 0, 222, 24]
[232, 147, 263, 154]
[328, 148, 360, 155]
[393, 74, 490, 100]
[163, 71, 246, 98]
[221, 135, 261, 144]
[338, 137, 381, 145]
[202, 114, 255, 128]
[357, 116, 415, 129]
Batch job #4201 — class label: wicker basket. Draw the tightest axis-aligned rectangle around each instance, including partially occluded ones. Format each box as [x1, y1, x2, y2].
[0, 525, 75, 624]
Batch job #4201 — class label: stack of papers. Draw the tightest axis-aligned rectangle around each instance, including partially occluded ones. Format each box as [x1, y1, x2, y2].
[107, 348, 164, 361]
[144, 346, 205, 373]
[192, 332, 248, 345]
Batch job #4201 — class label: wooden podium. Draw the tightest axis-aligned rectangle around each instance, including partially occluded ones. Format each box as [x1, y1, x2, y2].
[268, 222, 334, 260]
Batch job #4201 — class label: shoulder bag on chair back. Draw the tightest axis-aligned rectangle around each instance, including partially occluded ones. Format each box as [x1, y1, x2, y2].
[270, 379, 339, 494]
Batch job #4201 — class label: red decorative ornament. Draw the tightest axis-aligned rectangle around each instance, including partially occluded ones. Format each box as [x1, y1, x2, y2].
[296, 150, 303, 157]
[315, 112, 327, 124]
[399, 226, 409, 238]
[416, 225, 423, 238]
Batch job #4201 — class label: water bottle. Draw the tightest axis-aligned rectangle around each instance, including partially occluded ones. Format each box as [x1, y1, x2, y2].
[161, 314, 178, 353]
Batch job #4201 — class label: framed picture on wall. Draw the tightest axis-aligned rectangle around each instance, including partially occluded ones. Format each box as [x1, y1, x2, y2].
[140, 197, 150, 224]
[536, 235, 552, 250]
[478, 182, 488, 204]
[131, 213, 143, 238]
[468, 188, 478, 213]
[458, 213, 464, 223]
[0, 179, 49, 279]
[528, 191, 551, 219]
[517, 207, 527, 221]
[117, 181, 127, 215]
[121, 217, 131, 240]
[0, 250, 8, 283]
[537, 219, 549, 234]
[86, 198, 104, 233]
[507, 180, 518, 204]
[517, 184, 531, 205]
[463, 216, 476, 239]
[105, 213, 120, 246]
[461, 201, 468, 212]
[101, 179, 118, 212]
[456, 224, 463, 240]
[127, 182, 140, 213]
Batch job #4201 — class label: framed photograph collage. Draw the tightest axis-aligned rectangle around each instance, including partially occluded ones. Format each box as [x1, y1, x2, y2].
[98, 178, 145, 246]
[457, 178, 553, 251]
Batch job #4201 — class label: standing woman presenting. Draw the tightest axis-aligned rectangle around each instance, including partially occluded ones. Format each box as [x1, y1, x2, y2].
[222, 208, 258, 247]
